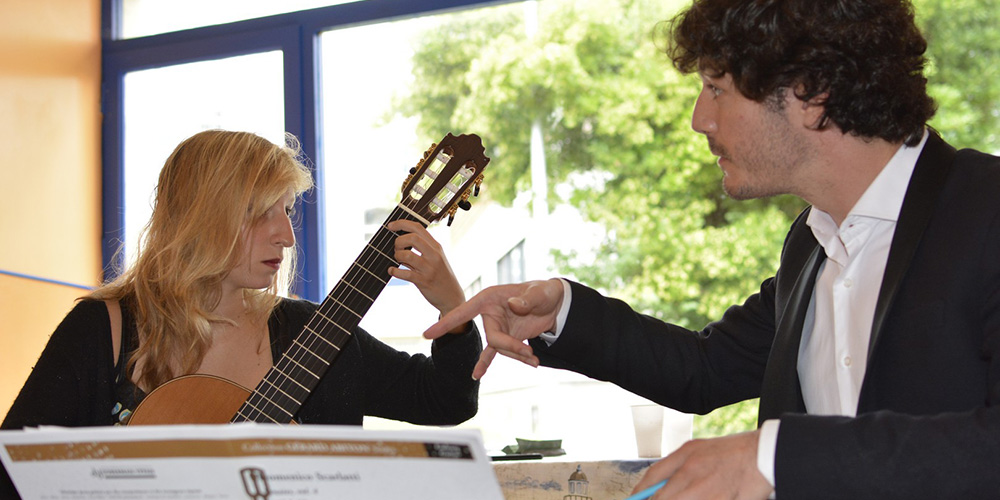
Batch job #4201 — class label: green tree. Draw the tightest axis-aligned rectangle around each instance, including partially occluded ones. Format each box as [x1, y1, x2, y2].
[916, 0, 1000, 153]
[392, 0, 999, 437]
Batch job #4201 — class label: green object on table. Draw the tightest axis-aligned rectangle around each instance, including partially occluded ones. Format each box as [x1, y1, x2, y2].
[502, 438, 566, 456]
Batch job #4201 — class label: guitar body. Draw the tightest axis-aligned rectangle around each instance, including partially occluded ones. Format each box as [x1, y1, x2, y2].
[128, 374, 251, 426]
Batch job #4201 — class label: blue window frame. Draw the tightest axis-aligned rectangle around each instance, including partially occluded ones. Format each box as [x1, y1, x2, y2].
[100, 0, 512, 301]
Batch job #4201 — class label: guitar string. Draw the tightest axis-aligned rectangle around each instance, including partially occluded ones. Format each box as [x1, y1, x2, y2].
[263, 147, 478, 417]
[237, 207, 414, 423]
[235, 204, 417, 421]
[239, 153, 473, 422]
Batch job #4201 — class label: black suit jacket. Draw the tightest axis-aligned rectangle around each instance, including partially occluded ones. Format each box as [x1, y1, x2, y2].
[531, 133, 1000, 499]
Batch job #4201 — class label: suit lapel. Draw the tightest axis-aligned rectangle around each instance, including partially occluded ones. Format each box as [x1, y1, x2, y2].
[757, 133, 955, 424]
[758, 244, 825, 424]
[866, 133, 955, 365]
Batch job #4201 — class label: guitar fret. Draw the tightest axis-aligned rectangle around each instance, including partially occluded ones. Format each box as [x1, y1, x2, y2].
[353, 261, 389, 285]
[273, 365, 310, 392]
[260, 374, 309, 407]
[252, 393, 294, 418]
[240, 399, 284, 423]
[363, 241, 397, 265]
[286, 355, 321, 380]
[319, 296, 361, 321]
[261, 378, 302, 406]
[314, 306, 357, 325]
[357, 264, 388, 286]
[368, 241, 395, 258]
[292, 339, 331, 365]
[304, 324, 349, 346]
[339, 279, 375, 304]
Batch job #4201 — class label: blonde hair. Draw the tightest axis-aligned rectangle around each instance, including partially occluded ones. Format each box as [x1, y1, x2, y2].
[92, 130, 313, 391]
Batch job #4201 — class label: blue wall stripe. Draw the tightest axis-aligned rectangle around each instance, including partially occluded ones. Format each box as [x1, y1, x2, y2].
[0, 269, 95, 291]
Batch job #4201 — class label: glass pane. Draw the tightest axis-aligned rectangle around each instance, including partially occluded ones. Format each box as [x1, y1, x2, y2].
[121, 0, 360, 39]
[321, 17, 443, 348]
[123, 51, 284, 267]
[319, 3, 654, 460]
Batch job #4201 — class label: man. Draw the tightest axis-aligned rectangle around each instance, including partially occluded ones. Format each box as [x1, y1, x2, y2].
[425, 0, 1000, 498]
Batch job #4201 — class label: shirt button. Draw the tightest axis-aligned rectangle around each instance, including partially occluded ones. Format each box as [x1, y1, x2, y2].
[843, 278, 854, 288]
[843, 356, 853, 367]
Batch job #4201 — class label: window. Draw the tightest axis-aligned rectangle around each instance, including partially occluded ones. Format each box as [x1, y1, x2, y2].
[103, 0, 509, 299]
[497, 240, 526, 285]
[122, 52, 284, 265]
[120, 0, 362, 38]
[464, 277, 482, 299]
[102, 0, 672, 460]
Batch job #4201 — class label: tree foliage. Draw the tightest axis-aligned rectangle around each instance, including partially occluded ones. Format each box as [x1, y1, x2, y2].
[916, 0, 1000, 153]
[391, 0, 1000, 437]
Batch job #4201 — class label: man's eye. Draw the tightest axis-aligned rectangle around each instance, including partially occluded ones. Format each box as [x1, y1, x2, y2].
[709, 85, 722, 97]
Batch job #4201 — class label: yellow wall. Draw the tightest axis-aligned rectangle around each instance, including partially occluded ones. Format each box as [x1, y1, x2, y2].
[0, 0, 102, 419]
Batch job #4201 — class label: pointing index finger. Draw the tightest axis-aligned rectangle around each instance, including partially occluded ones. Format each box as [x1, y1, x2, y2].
[424, 299, 480, 339]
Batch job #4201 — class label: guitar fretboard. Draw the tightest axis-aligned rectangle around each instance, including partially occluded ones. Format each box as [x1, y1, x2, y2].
[232, 206, 423, 423]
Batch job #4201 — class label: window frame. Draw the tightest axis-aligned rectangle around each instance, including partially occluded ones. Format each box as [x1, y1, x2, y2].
[100, 0, 514, 301]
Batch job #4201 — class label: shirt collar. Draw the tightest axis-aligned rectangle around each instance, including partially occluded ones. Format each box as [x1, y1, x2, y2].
[808, 129, 929, 232]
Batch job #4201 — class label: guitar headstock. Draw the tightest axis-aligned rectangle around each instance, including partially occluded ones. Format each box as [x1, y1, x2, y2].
[401, 133, 490, 226]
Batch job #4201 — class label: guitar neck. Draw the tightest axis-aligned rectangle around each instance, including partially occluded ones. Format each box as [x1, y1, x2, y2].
[232, 207, 425, 423]
[228, 132, 489, 424]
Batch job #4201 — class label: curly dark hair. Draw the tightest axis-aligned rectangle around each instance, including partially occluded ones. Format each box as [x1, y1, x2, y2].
[663, 0, 936, 146]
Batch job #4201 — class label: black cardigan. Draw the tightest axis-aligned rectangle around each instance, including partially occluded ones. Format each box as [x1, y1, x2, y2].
[2, 297, 481, 497]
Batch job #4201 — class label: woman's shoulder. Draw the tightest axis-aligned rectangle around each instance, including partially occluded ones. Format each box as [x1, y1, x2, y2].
[269, 298, 320, 348]
[274, 297, 320, 319]
[37, 298, 114, 359]
[59, 298, 113, 333]
[69, 297, 110, 313]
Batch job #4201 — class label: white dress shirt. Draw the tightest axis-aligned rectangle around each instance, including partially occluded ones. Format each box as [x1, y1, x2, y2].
[757, 130, 927, 488]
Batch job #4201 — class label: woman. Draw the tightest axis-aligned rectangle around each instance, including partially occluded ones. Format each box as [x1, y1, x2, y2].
[1, 130, 481, 430]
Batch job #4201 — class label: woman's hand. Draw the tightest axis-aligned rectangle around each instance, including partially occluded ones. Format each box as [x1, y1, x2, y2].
[386, 220, 466, 327]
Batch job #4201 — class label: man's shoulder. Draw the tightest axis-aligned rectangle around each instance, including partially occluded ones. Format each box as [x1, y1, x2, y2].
[943, 144, 1000, 196]
[929, 132, 999, 173]
[954, 146, 1000, 170]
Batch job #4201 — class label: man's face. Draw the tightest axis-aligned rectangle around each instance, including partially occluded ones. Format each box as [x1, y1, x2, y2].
[691, 72, 810, 200]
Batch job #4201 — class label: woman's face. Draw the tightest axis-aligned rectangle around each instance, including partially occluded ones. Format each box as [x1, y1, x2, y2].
[223, 190, 296, 292]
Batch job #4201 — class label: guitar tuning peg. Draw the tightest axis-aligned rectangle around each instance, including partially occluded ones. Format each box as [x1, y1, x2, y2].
[473, 174, 485, 197]
[409, 167, 417, 175]
[458, 200, 472, 211]
[446, 204, 459, 226]
[401, 170, 415, 193]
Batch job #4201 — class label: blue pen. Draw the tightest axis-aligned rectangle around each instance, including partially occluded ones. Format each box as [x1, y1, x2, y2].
[623, 479, 667, 500]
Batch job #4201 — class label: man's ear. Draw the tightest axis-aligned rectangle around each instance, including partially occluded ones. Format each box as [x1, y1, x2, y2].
[797, 90, 829, 130]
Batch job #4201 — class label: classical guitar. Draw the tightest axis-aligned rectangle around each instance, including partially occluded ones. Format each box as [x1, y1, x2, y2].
[128, 133, 490, 425]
